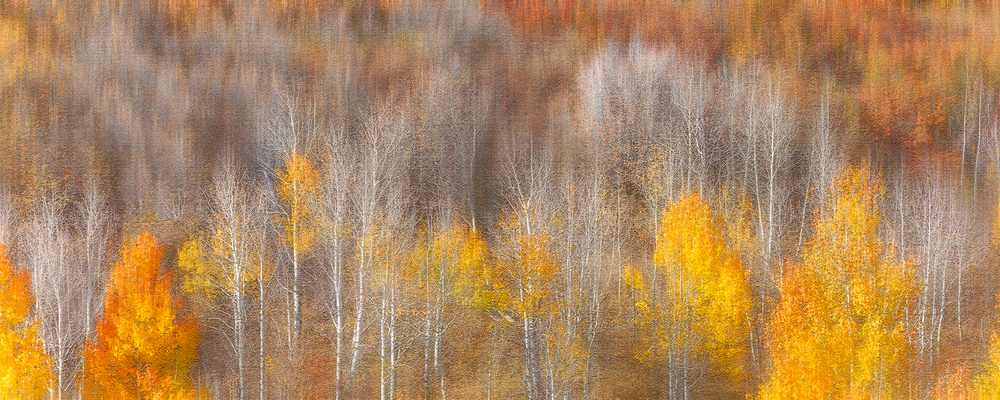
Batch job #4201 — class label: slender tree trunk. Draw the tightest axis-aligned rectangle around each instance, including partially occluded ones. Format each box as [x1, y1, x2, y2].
[348, 234, 367, 391]
[524, 314, 535, 400]
[235, 255, 246, 400]
[424, 303, 432, 398]
[293, 197, 301, 340]
[423, 238, 434, 399]
[333, 230, 344, 400]
[260, 260, 265, 400]
[435, 291, 445, 400]
[237, 297, 246, 400]
[56, 295, 64, 400]
[380, 280, 387, 400]
[958, 247, 964, 340]
[389, 278, 397, 400]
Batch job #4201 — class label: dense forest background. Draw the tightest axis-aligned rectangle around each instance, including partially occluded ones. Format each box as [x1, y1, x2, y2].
[2, 0, 1000, 398]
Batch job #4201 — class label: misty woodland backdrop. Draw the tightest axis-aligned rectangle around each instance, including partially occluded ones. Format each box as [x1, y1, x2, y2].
[2, 0, 1000, 398]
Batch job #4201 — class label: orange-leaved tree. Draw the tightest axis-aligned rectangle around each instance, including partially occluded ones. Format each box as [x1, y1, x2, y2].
[0, 245, 52, 397]
[624, 193, 751, 399]
[760, 166, 916, 398]
[82, 233, 200, 398]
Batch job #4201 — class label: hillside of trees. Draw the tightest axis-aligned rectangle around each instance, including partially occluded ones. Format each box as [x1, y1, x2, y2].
[2, 0, 1000, 398]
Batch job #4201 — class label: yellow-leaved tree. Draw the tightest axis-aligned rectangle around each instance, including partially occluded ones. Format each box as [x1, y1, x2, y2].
[437, 224, 492, 309]
[760, 166, 916, 398]
[501, 230, 557, 400]
[0, 245, 52, 398]
[82, 233, 200, 398]
[176, 163, 260, 399]
[404, 223, 491, 398]
[975, 332, 1000, 397]
[464, 205, 559, 400]
[277, 151, 319, 339]
[973, 199, 1000, 397]
[624, 193, 751, 399]
[409, 222, 493, 321]
[177, 236, 215, 301]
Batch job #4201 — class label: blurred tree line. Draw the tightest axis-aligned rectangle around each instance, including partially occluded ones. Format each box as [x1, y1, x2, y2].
[2, 0, 1000, 398]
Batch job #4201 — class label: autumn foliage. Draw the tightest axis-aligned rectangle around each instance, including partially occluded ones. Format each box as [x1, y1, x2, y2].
[413, 223, 492, 308]
[82, 233, 200, 398]
[0, 245, 52, 398]
[278, 152, 320, 257]
[761, 167, 917, 398]
[3, 0, 1000, 397]
[625, 193, 751, 395]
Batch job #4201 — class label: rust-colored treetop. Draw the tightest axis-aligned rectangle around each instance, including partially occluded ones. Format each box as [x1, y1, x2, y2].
[82, 233, 200, 399]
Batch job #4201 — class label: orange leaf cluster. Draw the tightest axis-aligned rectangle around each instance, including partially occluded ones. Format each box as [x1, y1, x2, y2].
[82, 233, 200, 399]
[761, 167, 917, 398]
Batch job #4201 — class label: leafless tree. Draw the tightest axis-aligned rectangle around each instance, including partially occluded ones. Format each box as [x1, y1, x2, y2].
[26, 194, 85, 399]
[576, 170, 609, 400]
[495, 132, 559, 400]
[580, 41, 681, 322]
[252, 184, 274, 400]
[411, 64, 493, 398]
[74, 175, 114, 399]
[208, 157, 258, 400]
[254, 87, 318, 343]
[723, 66, 796, 289]
[76, 176, 113, 342]
[347, 108, 411, 398]
[321, 126, 354, 400]
[756, 77, 795, 267]
[986, 90, 1000, 195]
[810, 78, 842, 211]
[888, 159, 976, 385]
[668, 58, 710, 195]
[254, 89, 318, 175]
[580, 42, 673, 192]
[551, 158, 610, 400]
[972, 81, 996, 197]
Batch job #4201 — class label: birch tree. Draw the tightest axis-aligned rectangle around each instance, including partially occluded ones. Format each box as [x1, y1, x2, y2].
[888, 160, 977, 385]
[347, 109, 410, 396]
[26, 195, 84, 399]
[320, 127, 353, 400]
[178, 159, 259, 399]
[251, 186, 274, 400]
[669, 59, 710, 195]
[576, 171, 610, 400]
[491, 133, 560, 400]
[276, 151, 319, 346]
[76, 177, 112, 345]
[255, 89, 317, 344]
[756, 79, 794, 265]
